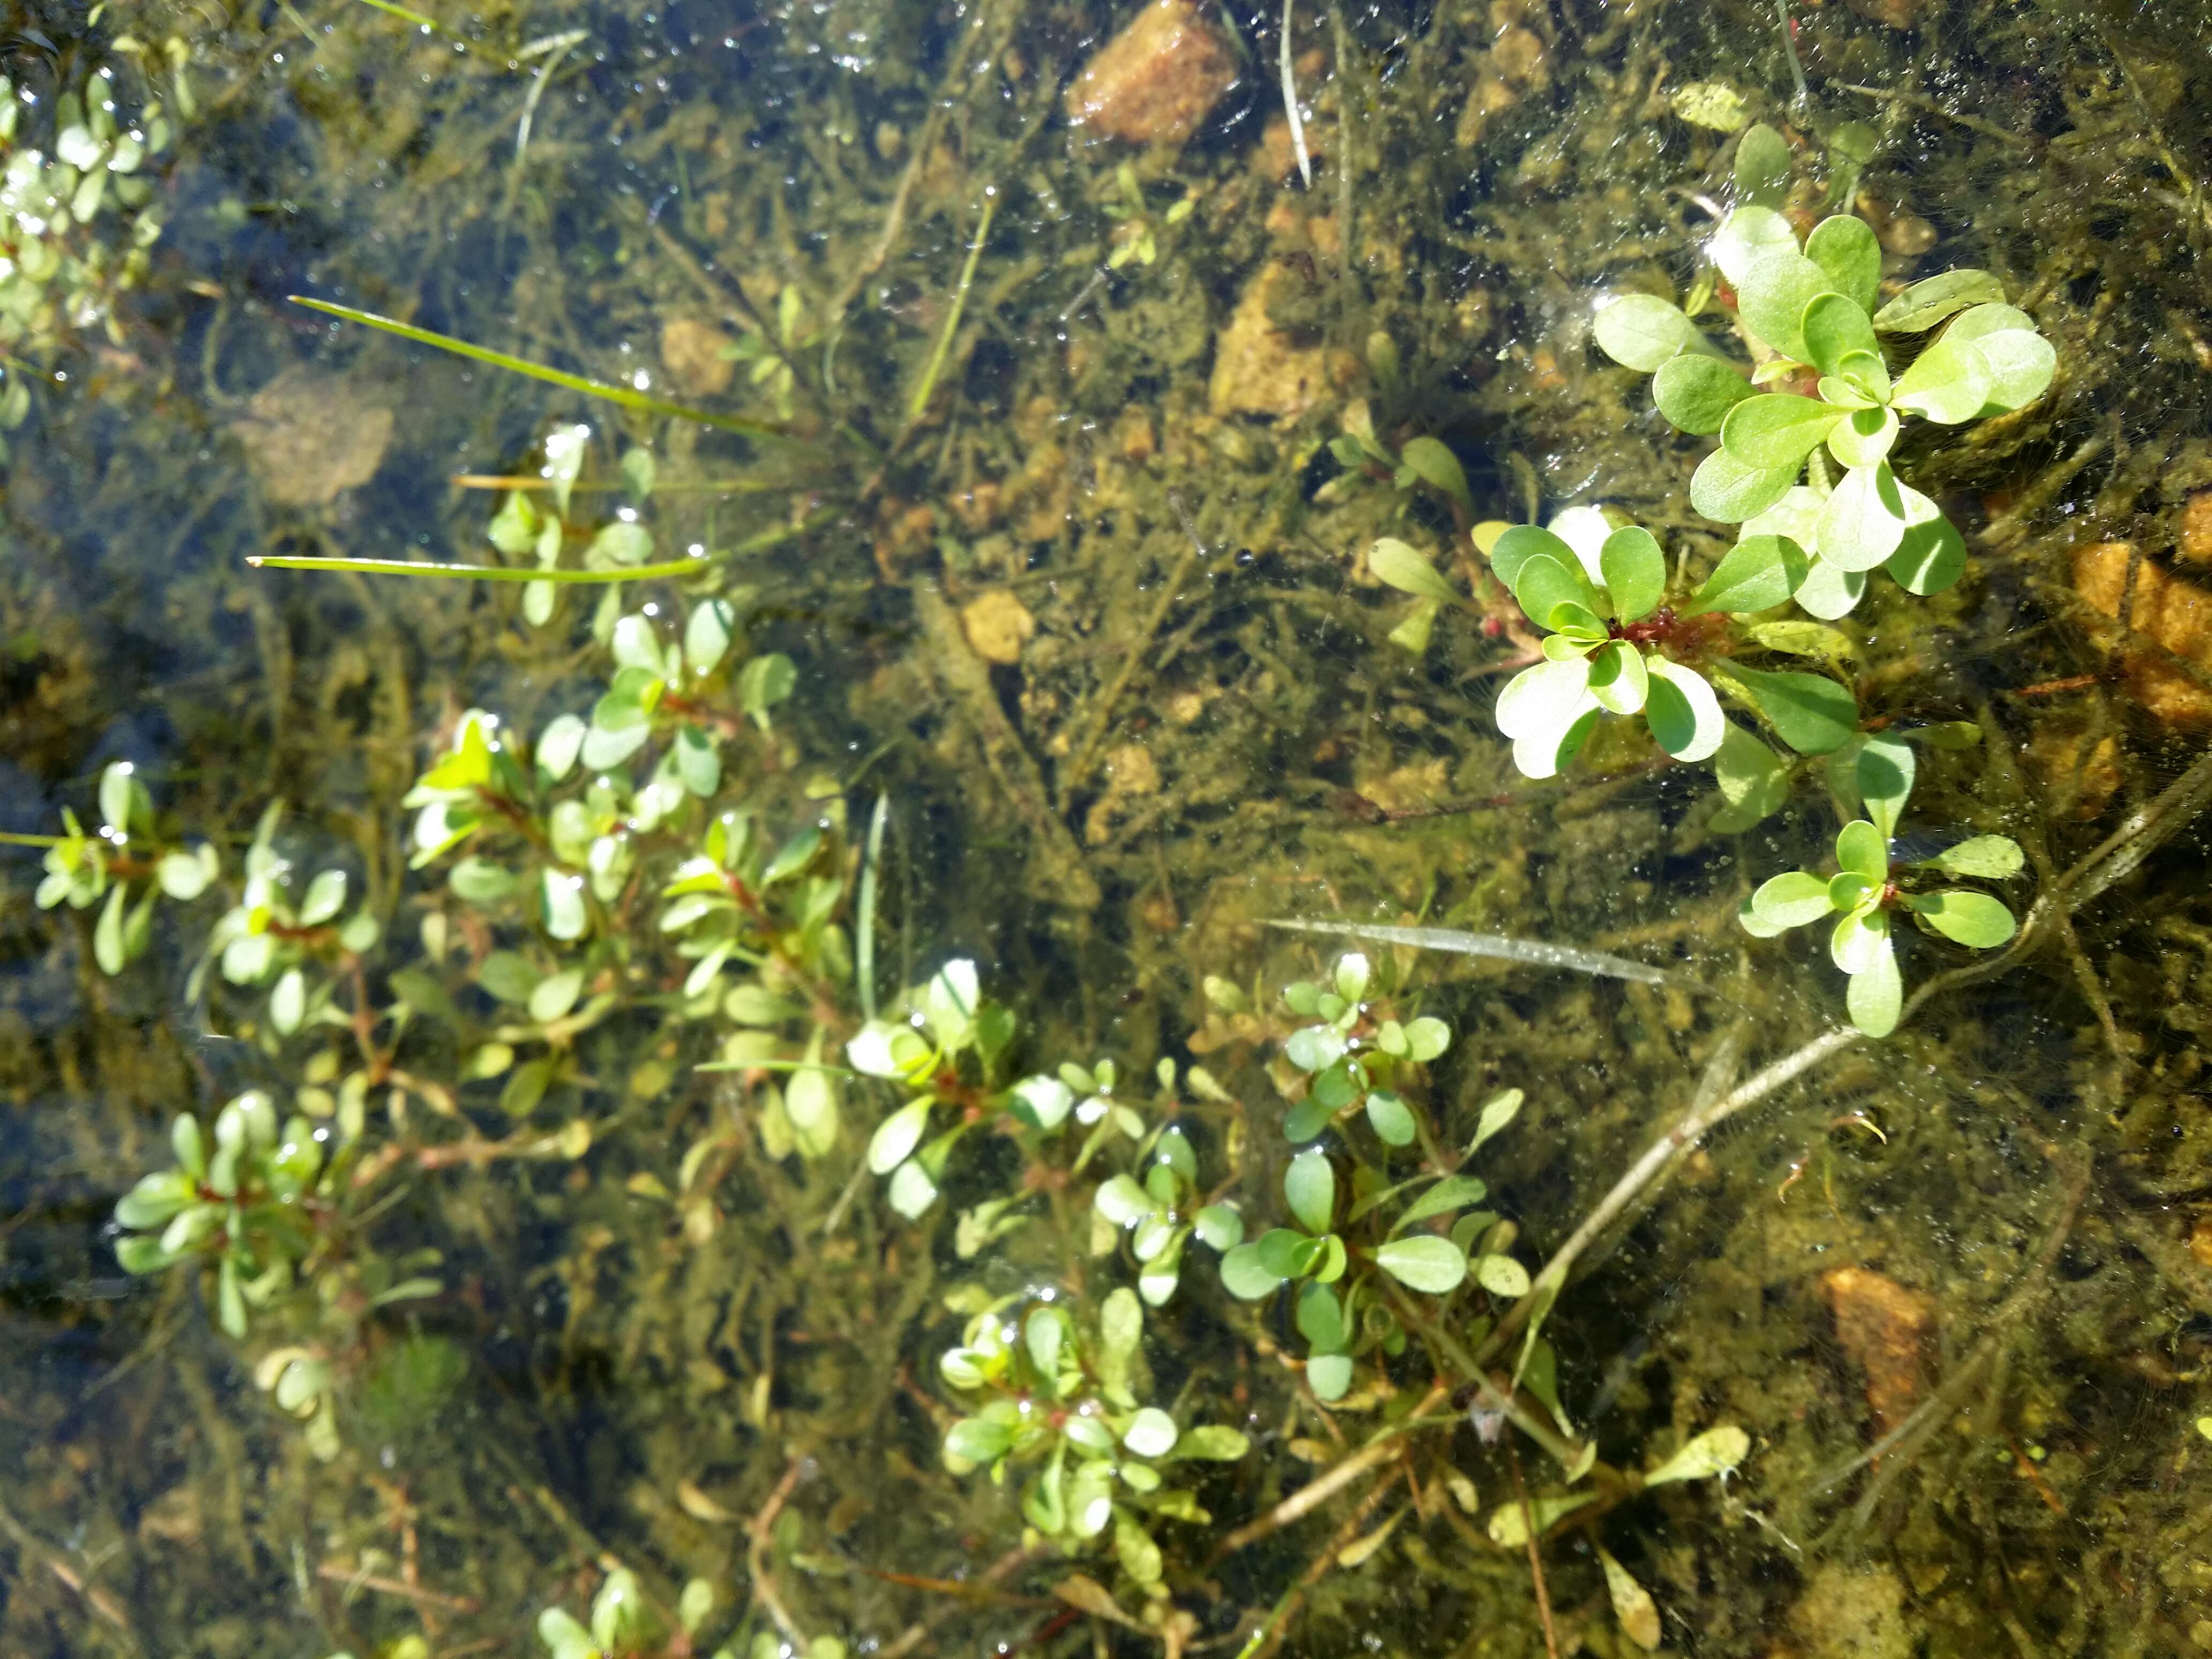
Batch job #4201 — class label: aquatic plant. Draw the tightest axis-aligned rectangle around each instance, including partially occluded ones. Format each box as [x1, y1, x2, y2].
[25, 760, 218, 972]
[536, 1565, 730, 1659]
[1473, 509, 1856, 785]
[1211, 954, 1531, 1400]
[936, 1284, 1250, 1594]
[111, 1093, 338, 1337]
[0, 65, 175, 442]
[1592, 124, 2056, 618]
[1740, 733, 2024, 1035]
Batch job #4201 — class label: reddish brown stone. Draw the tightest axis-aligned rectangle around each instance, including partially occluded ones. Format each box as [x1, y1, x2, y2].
[1822, 1267, 1934, 1439]
[1065, 0, 1238, 147]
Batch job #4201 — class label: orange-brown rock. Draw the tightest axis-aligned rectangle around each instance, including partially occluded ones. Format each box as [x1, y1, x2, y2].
[2072, 540, 2212, 726]
[659, 316, 735, 398]
[1254, 114, 1325, 182]
[959, 589, 1036, 666]
[1489, 24, 1549, 88]
[1821, 1266, 1934, 1439]
[2181, 491, 2212, 566]
[1455, 67, 1520, 149]
[1065, 0, 1238, 147]
[2022, 723, 2121, 820]
[1209, 263, 1358, 420]
[1844, 0, 1923, 28]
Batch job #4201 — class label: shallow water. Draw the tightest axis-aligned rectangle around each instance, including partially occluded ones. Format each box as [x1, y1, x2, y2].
[4, 0, 2212, 1654]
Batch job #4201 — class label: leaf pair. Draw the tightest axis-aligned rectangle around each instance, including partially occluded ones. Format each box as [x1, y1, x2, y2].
[1740, 797, 2021, 1036]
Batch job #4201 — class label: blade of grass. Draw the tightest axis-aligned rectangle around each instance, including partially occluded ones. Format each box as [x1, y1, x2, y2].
[905, 193, 997, 427]
[353, 0, 442, 28]
[857, 795, 890, 1022]
[288, 297, 794, 439]
[251, 514, 826, 581]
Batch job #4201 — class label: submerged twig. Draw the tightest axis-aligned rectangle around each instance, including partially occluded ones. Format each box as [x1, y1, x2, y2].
[1264, 917, 1680, 987]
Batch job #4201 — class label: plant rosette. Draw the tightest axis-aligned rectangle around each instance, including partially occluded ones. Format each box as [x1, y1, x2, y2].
[1488, 510, 1858, 782]
[1738, 734, 2024, 1036]
[936, 1288, 1249, 1590]
[1591, 137, 2056, 618]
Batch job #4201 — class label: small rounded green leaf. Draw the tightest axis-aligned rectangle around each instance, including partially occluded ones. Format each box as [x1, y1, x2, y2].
[1691, 449, 1800, 523]
[1735, 250, 1834, 361]
[1511, 553, 1603, 631]
[1873, 269, 2006, 334]
[1177, 1425, 1251, 1461]
[1836, 819, 1889, 883]
[1599, 527, 1668, 623]
[1830, 903, 1892, 977]
[1474, 1254, 1531, 1298]
[1588, 641, 1649, 716]
[1195, 1203, 1245, 1252]
[1370, 537, 1460, 603]
[1929, 835, 2024, 879]
[1488, 525, 1582, 593]
[1709, 721, 1792, 832]
[1751, 871, 1836, 930]
[1285, 1150, 1336, 1237]
[1855, 735, 1916, 838]
[1653, 354, 1753, 435]
[1827, 406, 1898, 469]
[1800, 291, 1878, 377]
[1365, 1090, 1417, 1146]
[1709, 205, 1797, 285]
[1221, 1243, 1283, 1301]
[1733, 125, 1792, 209]
[1817, 460, 1910, 573]
[945, 1416, 1015, 1466]
[1643, 660, 1726, 763]
[1724, 662, 1859, 756]
[1593, 293, 1706, 372]
[868, 1097, 934, 1175]
[1952, 322, 2054, 413]
[1398, 437, 1472, 512]
[1514, 704, 1601, 781]
[1794, 556, 1869, 619]
[1892, 337, 1991, 423]
[1804, 214, 1881, 315]
[1845, 932, 1903, 1037]
[1496, 657, 1596, 741]
[1306, 1352, 1354, 1400]
[1911, 890, 2016, 948]
[1374, 1235, 1469, 1295]
[1295, 1281, 1346, 1351]
[1684, 534, 1809, 616]
[1721, 394, 1845, 471]
[300, 869, 348, 926]
[1123, 1407, 1178, 1459]
[1403, 1017, 1451, 1062]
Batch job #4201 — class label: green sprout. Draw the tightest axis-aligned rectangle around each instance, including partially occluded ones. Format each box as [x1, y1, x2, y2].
[1487, 510, 1858, 782]
[1100, 162, 1194, 272]
[111, 1093, 333, 1339]
[1739, 733, 2023, 1035]
[850, 959, 1028, 1215]
[1216, 955, 1529, 1401]
[1091, 1064, 1245, 1306]
[29, 760, 218, 973]
[1592, 124, 2056, 617]
[197, 802, 379, 1036]
[936, 1286, 1249, 1593]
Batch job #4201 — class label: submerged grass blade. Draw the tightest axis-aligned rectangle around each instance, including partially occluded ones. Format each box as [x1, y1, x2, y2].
[905, 193, 997, 426]
[353, 0, 442, 28]
[251, 515, 825, 581]
[248, 555, 720, 583]
[1265, 917, 1678, 986]
[857, 795, 890, 1022]
[288, 297, 792, 439]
